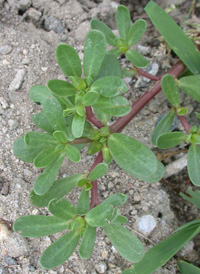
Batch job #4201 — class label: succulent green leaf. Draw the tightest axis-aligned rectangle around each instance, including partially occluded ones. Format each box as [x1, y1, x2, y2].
[187, 144, 200, 186]
[82, 90, 100, 106]
[178, 260, 200, 274]
[94, 96, 131, 117]
[13, 136, 42, 163]
[32, 112, 55, 134]
[126, 49, 149, 68]
[79, 224, 96, 259]
[108, 133, 157, 178]
[48, 198, 77, 221]
[178, 75, 200, 102]
[34, 147, 60, 168]
[107, 48, 122, 58]
[180, 189, 200, 209]
[30, 174, 82, 207]
[161, 74, 180, 107]
[101, 193, 127, 207]
[85, 203, 113, 227]
[40, 231, 80, 269]
[72, 113, 85, 138]
[112, 215, 128, 225]
[77, 188, 90, 215]
[33, 154, 64, 195]
[135, 160, 165, 183]
[145, 1, 200, 74]
[53, 131, 68, 143]
[157, 132, 185, 149]
[87, 141, 103, 155]
[116, 5, 130, 39]
[65, 144, 81, 163]
[104, 224, 144, 263]
[151, 110, 175, 146]
[13, 215, 69, 237]
[176, 107, 188, 116]
[122, 68, 135, 78]
[48, 79, 76, 97]
[95, 53, 121, 80]
[25, 132, 56, 149]
[43, 97, 67, 132]
[56, 44, 82, 78]
[102, 146, 113, 164]
[191, 133, 200, 145]
[124, 223, 200, 274]
[127, 19, 147, 46]
[88, 163, 108, 181]
[29, 85, 52, 105]
[70, 76, 86, 91]
[91, 19, 117, 46]
[91, 76, 128, 97]
[84, 30, 106, 80]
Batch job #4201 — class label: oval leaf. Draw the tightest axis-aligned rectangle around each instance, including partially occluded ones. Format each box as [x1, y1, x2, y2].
[151, 109, 175, 146]
[29, 85, 52, 105]
[178, 75, 200, 102]
[48, 79, 76, 97]
[82, 90, 100, 106]
[161, 74, 180, 107]
[187, 144, 200, 186]
[77, 188, 90, 215]
[127, 19, 147, 46]
[34, 147, 60, 168]
[32, 112, 55, 134]
[83, 30, 106, 80]
[56, 44, 82, 78]
[13, 215, 68, 237]
[72, 113, 85, 138]
[157, 131, 185, 149]
[40, 231, 80, 269]
[88, 163, 108, 181]
[49, 198, 77, 221]
[65, 144, 81, 162]
[126, 49, 149, 68]
[53, 130, 68, 143]
[25, 132, 56, 148]
[135, 160, 165, 183]
[91, 76, 128, 97]
[108, 133, 157, 178]
[79, 225, 96, 259]
[104, 224, 144, 263]
[116, 5, 130, 39]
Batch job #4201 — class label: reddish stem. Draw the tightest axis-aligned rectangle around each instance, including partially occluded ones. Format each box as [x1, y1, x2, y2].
[178, 115, 191, 133]
[90, 151, 103, 209]
[110, 60, 185, 133]
[70, 137, 92, 145]
[136, 67, 161, 81]
[85, 106, 104, 129]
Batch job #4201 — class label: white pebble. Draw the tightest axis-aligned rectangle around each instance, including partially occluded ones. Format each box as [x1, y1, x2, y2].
[136, 214, 157, 235]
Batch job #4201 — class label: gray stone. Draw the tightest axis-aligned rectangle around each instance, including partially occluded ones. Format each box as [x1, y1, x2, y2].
[136, 214, 157, 235]
[8, 119, 19, 130]
[24, 7, 42, 22]
[95, 262, 107, 273]
[4, 256, 17, 266]
[74, 21, 90, 42]
[0, 266, 7, 274]
[137, 45, 150, 56]
[44, 16, 65, 33]
[0, 97, 9, 109]
[144, 63, 159, 83]
[4, 233, 29, 257]
[0, 45, 12, 55]
[9, 69, 26, 91]
[18, 0, 31, 10]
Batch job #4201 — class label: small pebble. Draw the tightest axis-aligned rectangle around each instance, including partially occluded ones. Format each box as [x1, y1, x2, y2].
[137, 45, 150, 55]
[108, 181, 114, 189]
[4, 256, 17, 266]
[101, 250, 108, 259]
[9, 69, 26, 91]
[136, 214, 157, 235]
[95, 262, 107, 273]
[8, 119, 18, 130]
[0, 223, 11, 240]
[0, 97, 9, 109]
[0, 45, 12, 55]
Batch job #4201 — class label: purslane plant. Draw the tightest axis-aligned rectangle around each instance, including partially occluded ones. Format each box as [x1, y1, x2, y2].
[12, 1, 200, 272]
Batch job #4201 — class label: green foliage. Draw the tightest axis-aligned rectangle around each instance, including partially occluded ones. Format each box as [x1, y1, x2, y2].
[157, 132, 186, 149]
[187, 144, 200, 186]
[78, 224, 96, 259]
[161, 74, 180, 107]
[178, 260, 200, 274]
[178, 75, 200, 102]
[180, 188, 200, 209]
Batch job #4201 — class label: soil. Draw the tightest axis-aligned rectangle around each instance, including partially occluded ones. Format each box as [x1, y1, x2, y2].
[0, 0, 199, 274]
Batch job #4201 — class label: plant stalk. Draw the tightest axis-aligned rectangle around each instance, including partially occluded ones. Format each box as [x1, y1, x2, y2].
[178, 115, 191, 133]
[86, 106, 104, 129]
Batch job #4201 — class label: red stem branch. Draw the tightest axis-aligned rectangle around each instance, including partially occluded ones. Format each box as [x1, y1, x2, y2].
[136, 67, 161, 81]
[85, 106, 104, 129]
[178, 115, 191, 133]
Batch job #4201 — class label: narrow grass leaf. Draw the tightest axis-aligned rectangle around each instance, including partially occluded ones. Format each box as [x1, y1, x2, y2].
[124, 224, 200, 274]
[84, 30, 106, 80]
[33, 154, 64, 195]
[93, 96, 131, 117]
[48, 79, 76, 97]
[91, 76, 128, 97]
[126, 49, 148, 68]
[145, 1, 200, 74]
[56, 44, 82, 78]
[187, 144, 200, 186]
[32, 112, 55, 134]
[13, 215, 68, 237]
[77, 188, 90, 215]
[180, 189, 200, 209]
[40, 231, 80, 269]
[104, 224, 144, 263]
[65, 144, 81, 162]
[91, 19, 117, 46]
[161, 74, 180, 107]
[29, 85, 52, 105]
[34, 147, 60, 168]
[178, 75, 200, 102]
[79, 225, 96, 259]
[178, 260, 200, 274]
[43, 97, 67, 132]
[116, 5, 130, 39]
[151, 110, 175, 146]
[30, 174, 82, 207]
[173, 220, 200, 233]
[127, 19, 147, 46]
[108, 133, 157, 178]
[88, 163, 108, 181]
[49, 198, 77, 221]
[72, 113, 85, 138]
[157, 132, 185, 149]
